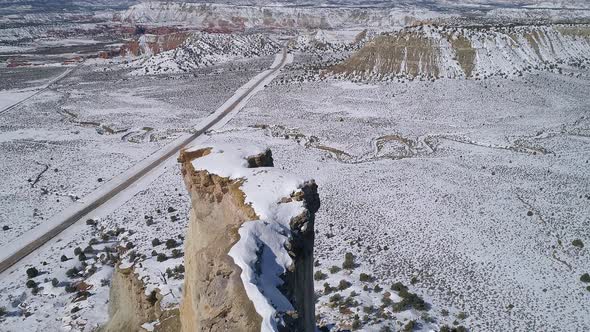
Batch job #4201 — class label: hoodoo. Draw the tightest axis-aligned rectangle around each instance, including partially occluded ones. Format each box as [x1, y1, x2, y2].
[178, 144, 319, 332]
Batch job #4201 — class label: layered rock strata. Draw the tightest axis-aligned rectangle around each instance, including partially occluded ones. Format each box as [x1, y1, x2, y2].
[177, 144, 319, 332]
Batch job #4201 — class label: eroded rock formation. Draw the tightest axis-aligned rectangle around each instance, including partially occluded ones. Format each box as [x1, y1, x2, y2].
[101, 266, 180, 332]
[178, 145, 319, 332]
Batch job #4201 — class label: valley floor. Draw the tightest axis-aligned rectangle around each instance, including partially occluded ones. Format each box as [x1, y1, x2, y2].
[220, 65, 590, 330]
[0, 53, 589, 331]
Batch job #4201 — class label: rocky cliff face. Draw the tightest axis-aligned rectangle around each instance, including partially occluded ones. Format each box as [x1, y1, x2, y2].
[178, 145, 319, 332]
[118, 2, 435, 31]
[328, 24, 590, 80]
[117, 1, 590, 31]
[101, 265, 180, 332]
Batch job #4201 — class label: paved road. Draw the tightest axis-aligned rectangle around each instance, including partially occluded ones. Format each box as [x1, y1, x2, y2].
[0, 47, 288, 274]
[0, 67, 76, 115]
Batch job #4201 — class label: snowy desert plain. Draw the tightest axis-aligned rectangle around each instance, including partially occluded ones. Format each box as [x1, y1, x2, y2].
[1, 0, 590, 331]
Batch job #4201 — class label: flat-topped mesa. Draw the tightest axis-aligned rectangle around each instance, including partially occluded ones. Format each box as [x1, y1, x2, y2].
[328, 24, 590, 80]
[178, 144, 319, 332]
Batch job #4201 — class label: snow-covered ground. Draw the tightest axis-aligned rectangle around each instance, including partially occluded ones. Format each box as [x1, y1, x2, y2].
[0, 51, 288, 331]
[0, 57, 273, 246]
[209, 64, 590, 330]
[1, 16, 589, 332]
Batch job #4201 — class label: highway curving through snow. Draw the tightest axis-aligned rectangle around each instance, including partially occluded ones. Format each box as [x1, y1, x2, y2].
[0, 47, 291, 274]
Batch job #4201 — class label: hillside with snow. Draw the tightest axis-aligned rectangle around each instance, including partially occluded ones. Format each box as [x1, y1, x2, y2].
[327, 24, 590, 80]
[118, 0, 590, 31]
[126, 32, 280, 75]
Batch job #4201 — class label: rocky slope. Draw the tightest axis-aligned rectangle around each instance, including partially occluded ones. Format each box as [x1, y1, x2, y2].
[327, 24, 590, 80]
[127, 32, 280, 75]
[177, 144, 319, 332]
[101, 265, 180, 332]
[117, 1, 590, 31]
[117, 1, 448, 31]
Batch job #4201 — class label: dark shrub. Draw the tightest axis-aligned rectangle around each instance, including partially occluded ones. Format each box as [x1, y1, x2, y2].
[147, 290, 158, 305]
[26, 267, 39, 278]
[352, 319, 361, 330]
[381, 295, 393, 306]
[391, 282, 408, 293]
[157, 253, 168, 262]
[26, 280, 37, 289]
[328, 293, 342, 303]
[402, 320, 417, 332]
[405, 292, 428, 311]
[152, 238, 161, 247]
[338, 279, 351, 290]
[66, 267, 79, 278]
[172, 249, 182, 258]
[165, 239, 178, 249]
[314, 270, 327, 281]
[74, 247, 82, 256]
[581, 273, 590, 283]
[572, 239, 584, 248]
[60, 255, 68, 262]
[359, 273, 374, 282]
[342, 252, 355, 269]
[329, 266, 341, 274]
[51, 278, 59, 287]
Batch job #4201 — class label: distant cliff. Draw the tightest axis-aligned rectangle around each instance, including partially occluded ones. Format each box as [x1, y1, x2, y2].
[328, 24, 590, 80]
[177, 144, 319, 332]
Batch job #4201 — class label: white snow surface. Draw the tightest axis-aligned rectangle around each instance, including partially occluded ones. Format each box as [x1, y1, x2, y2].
[189, 143, 306, 331]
